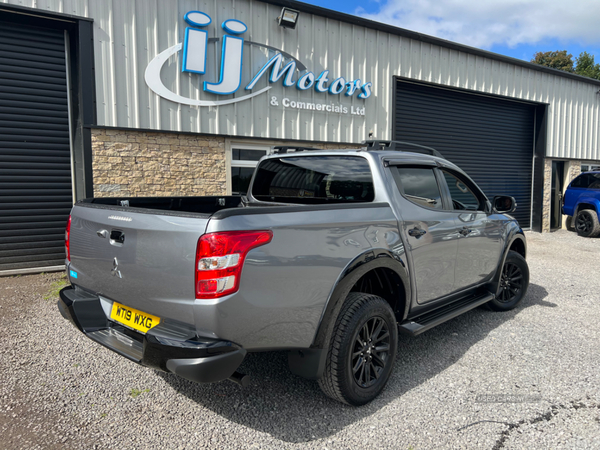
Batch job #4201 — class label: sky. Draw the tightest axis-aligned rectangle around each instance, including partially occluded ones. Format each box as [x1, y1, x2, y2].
[299, 0, 600, 65]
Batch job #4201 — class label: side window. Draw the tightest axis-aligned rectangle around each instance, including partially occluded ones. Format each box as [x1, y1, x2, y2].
[571, 174, 590, 188]
[393, 167, 443, 209]
[441, 170, 482, 211]
[590, 174, 600, 189]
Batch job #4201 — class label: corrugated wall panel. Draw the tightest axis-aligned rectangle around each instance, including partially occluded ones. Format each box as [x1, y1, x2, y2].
[1, 0, 599, 159]
[395, 80, 535, 227]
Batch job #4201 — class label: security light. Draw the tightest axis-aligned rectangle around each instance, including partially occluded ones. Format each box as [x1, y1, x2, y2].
[278, 7, 299, 29]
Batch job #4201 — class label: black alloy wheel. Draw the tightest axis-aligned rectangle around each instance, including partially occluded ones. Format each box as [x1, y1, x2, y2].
[497, 261, 523, 303]
[576, 212, 593, 234]
[487, 250, 530, 312]
[351, 316, 391, 388]
[318, 292, 398, 406]
[575, 209, 600, 238]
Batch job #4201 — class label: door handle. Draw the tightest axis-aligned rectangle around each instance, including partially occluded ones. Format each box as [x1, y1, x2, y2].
[459, 227, 470, 236]
[408, 227, 427, 238]
[110, 230, 125, 245]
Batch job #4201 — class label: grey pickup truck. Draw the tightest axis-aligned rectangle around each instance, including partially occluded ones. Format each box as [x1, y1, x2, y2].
[59, 141, 529, 405]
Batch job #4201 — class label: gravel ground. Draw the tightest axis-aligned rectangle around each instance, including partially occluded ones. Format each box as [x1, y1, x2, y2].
[1, 229, 600, 449]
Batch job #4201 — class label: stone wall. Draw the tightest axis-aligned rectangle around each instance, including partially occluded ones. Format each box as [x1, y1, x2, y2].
[542, 158, 582, 231]
[562, 160, 582, 229]
[542, 158, 552, 232]
[91, 128, 227, 197]
[91, 128, 363, 198]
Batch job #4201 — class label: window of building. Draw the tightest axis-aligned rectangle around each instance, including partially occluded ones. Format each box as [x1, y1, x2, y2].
[581, 163, 600, 172]
[229, 144, 270, 195]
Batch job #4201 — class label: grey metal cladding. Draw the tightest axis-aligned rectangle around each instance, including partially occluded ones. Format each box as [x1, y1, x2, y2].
[2, 0, 598, 159]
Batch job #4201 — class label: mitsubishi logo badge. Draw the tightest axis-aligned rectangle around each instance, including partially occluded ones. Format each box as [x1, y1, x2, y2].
[111, 257, 122, 278]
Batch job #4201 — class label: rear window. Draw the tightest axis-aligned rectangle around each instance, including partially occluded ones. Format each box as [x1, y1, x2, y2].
[571, 173, 600, 189]
[251, 156, 374, 203]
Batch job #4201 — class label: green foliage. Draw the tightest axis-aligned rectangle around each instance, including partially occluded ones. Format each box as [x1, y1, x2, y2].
[574, 51, 600, 80]
[531, 50, 600, 80]
[43, 274, 68, 300]
[531, 50, 574, 72]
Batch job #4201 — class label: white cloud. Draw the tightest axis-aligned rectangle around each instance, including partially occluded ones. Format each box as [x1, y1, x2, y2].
[356, 0, 600, 50]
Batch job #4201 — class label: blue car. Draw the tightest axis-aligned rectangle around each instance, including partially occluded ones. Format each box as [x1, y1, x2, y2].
[563, 171, 600, 237]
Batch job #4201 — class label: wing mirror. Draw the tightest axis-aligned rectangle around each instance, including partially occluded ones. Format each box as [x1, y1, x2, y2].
[492, 196, 517, 214]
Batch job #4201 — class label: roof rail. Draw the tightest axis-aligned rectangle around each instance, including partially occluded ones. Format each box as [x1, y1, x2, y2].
[362, 140, 445, 159]
[272, 146, 322, 154]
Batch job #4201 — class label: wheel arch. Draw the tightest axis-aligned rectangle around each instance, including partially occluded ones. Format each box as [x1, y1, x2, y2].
[489, 230, 527, 293]
[574, 199, 600, 216]
[311, 249, 410, 350]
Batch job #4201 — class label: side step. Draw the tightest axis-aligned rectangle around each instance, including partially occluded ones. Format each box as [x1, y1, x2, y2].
[399, 292, 494, 336]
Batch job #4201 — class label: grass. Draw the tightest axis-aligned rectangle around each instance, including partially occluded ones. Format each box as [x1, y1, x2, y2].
[129, 388, 150, 398]
[43, 274, 69, 300]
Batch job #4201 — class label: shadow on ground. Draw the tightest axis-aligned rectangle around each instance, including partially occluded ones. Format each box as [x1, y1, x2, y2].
[158, 283, 551, 443]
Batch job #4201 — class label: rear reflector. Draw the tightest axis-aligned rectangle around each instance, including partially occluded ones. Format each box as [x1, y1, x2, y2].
[65, 215, 71, 262]
[195, 230, 273, 299]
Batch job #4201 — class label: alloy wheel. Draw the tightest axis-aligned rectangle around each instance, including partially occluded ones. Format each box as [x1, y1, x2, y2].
[576, 213, 592, 233]
[498, 262, 523, 303]
[351, 316, 391, 388]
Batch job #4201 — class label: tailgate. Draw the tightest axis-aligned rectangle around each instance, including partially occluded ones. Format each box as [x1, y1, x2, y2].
[68, 204, 209, 326]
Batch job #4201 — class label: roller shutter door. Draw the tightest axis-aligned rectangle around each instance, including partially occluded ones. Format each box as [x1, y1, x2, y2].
[0, 21, 72, 271]
[394, 81, 534, 228]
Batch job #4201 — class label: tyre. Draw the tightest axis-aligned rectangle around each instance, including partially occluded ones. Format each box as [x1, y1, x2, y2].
[565, 215, 575, 231]
[487, 251, 530, 312]
[575, 209, 600, 238]
[318, 292, 398, 406]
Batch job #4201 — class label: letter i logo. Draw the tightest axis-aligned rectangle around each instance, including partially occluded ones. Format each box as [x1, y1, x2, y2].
[182, 12, 211, 74]
[182, 11, 247, 96]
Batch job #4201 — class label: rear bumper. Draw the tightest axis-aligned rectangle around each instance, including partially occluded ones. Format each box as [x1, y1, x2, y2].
[58, 285, 246, 384]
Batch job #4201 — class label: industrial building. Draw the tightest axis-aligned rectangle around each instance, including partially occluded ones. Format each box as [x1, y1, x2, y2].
[0, 0, 599, 273]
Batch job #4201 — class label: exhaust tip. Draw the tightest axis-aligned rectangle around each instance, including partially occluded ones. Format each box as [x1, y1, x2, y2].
[228, 371, 250, 388]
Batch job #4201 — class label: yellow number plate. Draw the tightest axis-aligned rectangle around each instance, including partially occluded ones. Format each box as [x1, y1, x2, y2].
[110, 302, 160, 334]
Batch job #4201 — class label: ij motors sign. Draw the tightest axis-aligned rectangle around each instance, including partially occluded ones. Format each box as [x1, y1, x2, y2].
[144, 11, 372, 112]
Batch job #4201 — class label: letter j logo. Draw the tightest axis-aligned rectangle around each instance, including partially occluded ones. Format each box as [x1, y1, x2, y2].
[182, 11, 248, 95]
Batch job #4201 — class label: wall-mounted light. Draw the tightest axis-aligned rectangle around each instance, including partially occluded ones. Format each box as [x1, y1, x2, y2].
[278, 7, 299, 29]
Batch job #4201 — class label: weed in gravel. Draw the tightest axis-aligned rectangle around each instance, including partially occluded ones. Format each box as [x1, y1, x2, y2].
[129, 388, 150, 398]
[44, 274, 69, 301]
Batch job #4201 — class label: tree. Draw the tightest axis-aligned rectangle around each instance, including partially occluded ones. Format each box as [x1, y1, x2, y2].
[574, 51, 600, 80]
[531, 50, 600, 81]
[531, 50, 574, 72]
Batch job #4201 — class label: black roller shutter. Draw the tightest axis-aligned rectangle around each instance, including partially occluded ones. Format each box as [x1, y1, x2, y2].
[0, 20, 72, 271]
[394, 80, 534, 228]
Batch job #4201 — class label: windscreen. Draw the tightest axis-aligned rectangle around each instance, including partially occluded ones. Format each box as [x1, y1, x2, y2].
[251, 156, 374, 204]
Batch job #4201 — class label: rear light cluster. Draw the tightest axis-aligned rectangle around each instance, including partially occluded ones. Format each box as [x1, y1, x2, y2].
[65, 215, 72, 262]
[195, 230, 273, 299]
